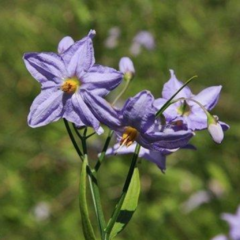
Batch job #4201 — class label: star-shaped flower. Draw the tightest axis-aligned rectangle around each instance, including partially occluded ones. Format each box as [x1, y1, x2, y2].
[154, 70, 229, 138]
[83, 90, 194, 150]
[23, 30, 123, 134]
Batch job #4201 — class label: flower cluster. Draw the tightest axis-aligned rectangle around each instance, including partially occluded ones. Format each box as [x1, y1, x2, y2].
[23, 30, 229, 172]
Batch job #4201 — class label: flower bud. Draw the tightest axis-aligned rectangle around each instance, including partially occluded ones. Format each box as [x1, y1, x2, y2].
[207, 113, 224, 144]
[119, 57, 135, 81]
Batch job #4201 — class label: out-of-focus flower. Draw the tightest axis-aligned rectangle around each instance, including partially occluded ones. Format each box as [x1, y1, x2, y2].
[222, 205, 240, 240]
[23, 30, 123, 133]
[83, 90, 194, 150]
[32, 202, 50, 222]
[211, 234, 228, 240]
[130, 31, 155, 55]
[154, 70, 229, 141]
[104, 27, 121, 49]
[182, 190, 211, 213]
[119, 57, 135, 81]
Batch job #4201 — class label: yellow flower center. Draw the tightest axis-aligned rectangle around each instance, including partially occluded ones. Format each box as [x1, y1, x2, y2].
[120, 127, 138, 147]
[61, 77, 80, 94]
[177, 100, 191, 116]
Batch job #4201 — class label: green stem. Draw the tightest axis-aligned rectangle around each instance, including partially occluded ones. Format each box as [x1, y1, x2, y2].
[112, 79, 131, 106]
[104, 144, 141, 238]
[155, 75, 197, 117]
[94, 130, 113, 172]
[63, 119, 83, 161]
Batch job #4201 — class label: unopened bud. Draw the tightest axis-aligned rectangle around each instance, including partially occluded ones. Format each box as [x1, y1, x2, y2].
[207, 113, 224, 144]
[119, 57, 135, 81]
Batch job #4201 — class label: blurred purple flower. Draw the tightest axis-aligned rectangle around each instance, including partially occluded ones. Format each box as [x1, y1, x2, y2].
[130, 31, 155, 55]
[222, 205, 240, 240]
[83, 90, 194, 150]
[24, 30, 123, 133]
[211, 235, 228, 240]
[104, 27, 121, 49]
[154, 70, 229, 139]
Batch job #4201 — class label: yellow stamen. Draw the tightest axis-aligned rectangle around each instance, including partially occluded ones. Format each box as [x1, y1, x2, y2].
[120, 127, 138, 147]
[61, 77, 79, 94]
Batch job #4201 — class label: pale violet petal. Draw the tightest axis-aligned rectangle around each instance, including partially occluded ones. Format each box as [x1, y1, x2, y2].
[193, 86, 222, 110]
[162, 70, 192, 100]
[82, 64, 123, 96]
[72, 92, 103, 135]
[82, 90, 121, 129]
[28, 88, 64, 127]
[61, 30, 96, 77]
[23, 52, 67, 86]
[58, 36, 74, 54]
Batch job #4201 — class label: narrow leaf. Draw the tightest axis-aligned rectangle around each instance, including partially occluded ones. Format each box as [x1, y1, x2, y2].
[155, 75, 197, 117]
[109, 167, 140, 239]
[79, 157, 96, 240]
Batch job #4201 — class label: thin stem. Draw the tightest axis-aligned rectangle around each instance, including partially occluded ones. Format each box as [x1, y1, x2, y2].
[94, 130, 114, 172]
[104, 144, 141, 238]
[63, 119, 83, 161]
[112, 79, 131, 106]
[155, 75, 197, 117]
[72, 123, 84, 141]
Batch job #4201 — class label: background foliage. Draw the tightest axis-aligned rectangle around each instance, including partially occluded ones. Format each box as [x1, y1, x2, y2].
[0, 0, 239, 239]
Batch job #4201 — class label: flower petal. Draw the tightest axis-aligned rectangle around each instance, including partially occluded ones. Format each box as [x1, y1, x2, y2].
[105, 142, 167, 171]
[82, 64, 123, 96]
[144, 130, 194, 149]
[28, 88, 64, 127]
[82, 90, 121, 129]
[193, 86, 222, 110]
[23, 52, 67, 86]
[162, 70, 192, 99]
[72, 92, 103, 135]
[121, 91, 156, 132]
[61, 30, 96, 77]
[58, 36, 74, 54]
[62, 94, 84, 126]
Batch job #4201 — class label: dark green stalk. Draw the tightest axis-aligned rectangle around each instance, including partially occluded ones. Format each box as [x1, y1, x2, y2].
[94, 130, 113, 172]
[63, 119, 83, 161]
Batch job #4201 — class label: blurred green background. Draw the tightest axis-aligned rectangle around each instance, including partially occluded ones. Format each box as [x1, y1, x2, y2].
[0, 0, 239, 239]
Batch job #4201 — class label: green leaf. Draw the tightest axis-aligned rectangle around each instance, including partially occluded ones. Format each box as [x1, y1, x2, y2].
[109, 167, 141, 239]
[79, 157, 96, 240]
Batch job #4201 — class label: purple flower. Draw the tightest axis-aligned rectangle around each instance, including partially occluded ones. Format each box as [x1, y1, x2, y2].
[211, 235, 228, 240]
[104, 27, 121, 49]
[130, 31, 155, 56]
[222, 205, 240, 240]
[83, 90, 194, 150]
[23, 30, 123, 133]
[154, 70, 229, 135]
